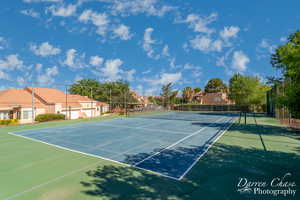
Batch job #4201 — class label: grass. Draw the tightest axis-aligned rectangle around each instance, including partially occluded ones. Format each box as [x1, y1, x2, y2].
[0, 116, 299, 200]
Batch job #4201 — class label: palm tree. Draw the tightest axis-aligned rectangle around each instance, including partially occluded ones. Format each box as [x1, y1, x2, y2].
[182, 87, 194, 103]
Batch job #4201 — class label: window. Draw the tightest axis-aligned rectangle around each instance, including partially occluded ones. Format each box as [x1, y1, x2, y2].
[0, 112, 9, 120]
[22, 110, 33, 119]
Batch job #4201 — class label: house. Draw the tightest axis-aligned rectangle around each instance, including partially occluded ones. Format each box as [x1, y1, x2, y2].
[0, 87, 109, 124]
[193, 91, 234, 105]
[130, 91, 150, 106]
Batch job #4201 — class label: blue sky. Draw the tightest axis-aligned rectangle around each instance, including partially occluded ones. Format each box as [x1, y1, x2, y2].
[0, 0, 299, 95]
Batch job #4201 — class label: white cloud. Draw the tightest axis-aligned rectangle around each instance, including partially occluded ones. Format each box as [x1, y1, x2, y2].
[64, 49, 78, 68]
[216, 48, 234, 68]
[113, 24, 132, 40]
[35, 63, 43, 72]
[190, 35, 223, 52]
[280, 37, 287, 42]
[215, 48, 235, 75]
[23, 0, 61, 2]
[92, 58, 135, 81]
[232, 51, 249, 72]
[144, 88, 157, 96]
[142, 72, 182, 96]
[134, 84, 144, 96]
[142, 69, 151, 74]
[74, 74, 83, 82]
[162, 45, 170, 57]
[78, 10, 109, 36]
[0, 71, 9, 80]
[158, 72, 182, 85]
[143, 27, 160, 59]
[0, 54, 24, 71]
[183, 63, 201, 70]
[62, 49, 86, 69]
[37, 66, 58, 84]
[176, 13, 218, 34]
[142, 72, 182, 95]
[46, 65, 58, 76]
[169, 57, 177, 69]
[30, 42, 61, 57]
[183, 63, 202, 78]
[17, 77, 27, 86]
[20, 9, 40, 18]
[48, 4, 77, 17]
[216, 56, 226, 67]
[0, 37, 7, 50]
[124, 69, 136, 81]
[259, 39, 276, 54]
[100, 59, 123, 81]
[109, 0, 174, 17]
[220, 26, 240, 40]
[78, 10, 93, 22]
[89, 56, 104, 67]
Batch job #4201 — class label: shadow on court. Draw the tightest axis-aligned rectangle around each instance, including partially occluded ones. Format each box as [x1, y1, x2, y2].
[120, 121, 233, 179]
[80, 141, 300, 200]
[190, 122, 233, 128]
[230, 123, 296, 136]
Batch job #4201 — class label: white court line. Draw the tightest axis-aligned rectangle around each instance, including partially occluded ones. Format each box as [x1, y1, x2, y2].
[2, 161, 102, 200]
[136, 120, 173, 129]
[7, 132, 129, 167]
[7, 132, 180, 183]
[5, 115, 235, 191]
[178, 117, 236, 180]
[10, 116, 125, 135]
[17, 120, 188, 137]
[133, 116, 227, 166]
[20, 132, 121, 155]
[91, 123, 189, 135]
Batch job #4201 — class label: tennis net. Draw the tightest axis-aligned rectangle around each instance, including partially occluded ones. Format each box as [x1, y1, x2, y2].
[127, 111, 240, 122]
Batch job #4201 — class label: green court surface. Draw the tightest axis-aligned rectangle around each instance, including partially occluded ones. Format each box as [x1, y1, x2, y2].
[0, 116, 299, 200]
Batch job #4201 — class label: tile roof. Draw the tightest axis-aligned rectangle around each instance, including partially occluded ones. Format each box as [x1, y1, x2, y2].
[0, 87, 108, 110]
[0, 89, 46, 109]
[194, 92, 235, 105]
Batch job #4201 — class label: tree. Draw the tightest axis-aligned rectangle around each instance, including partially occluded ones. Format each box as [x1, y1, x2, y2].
[182, 87, 194, 103]
[69, 79, 137, 109]
[194, 88, 202, 93]
[160, 83, 178, 107]
[271, 30, 300, 117]
[204, 78, 228, 93]
[68, 79, 100, 98]
[229, 74, 270, 111]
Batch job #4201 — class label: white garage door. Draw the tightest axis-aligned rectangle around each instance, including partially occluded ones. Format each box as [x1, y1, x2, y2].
[70, 111, 80, 119]
[82, 110, 92, 118]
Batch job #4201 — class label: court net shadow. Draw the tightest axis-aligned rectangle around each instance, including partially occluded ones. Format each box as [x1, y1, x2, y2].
[80, 142, 300, 200]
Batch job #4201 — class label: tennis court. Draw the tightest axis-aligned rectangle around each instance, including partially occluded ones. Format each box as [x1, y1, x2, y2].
[9, 112, 237, 180]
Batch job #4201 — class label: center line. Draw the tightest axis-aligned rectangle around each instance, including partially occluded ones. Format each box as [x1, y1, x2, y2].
[133, 116, 227, 166]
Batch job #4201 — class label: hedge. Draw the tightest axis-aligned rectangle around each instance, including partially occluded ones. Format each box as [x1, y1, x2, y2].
[35, 113, 65, 122]
[0, 119, 19, 126]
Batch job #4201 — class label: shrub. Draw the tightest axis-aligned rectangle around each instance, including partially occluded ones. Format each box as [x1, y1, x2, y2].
[0, 119, 19, 126]
[35, 113, 65, 122]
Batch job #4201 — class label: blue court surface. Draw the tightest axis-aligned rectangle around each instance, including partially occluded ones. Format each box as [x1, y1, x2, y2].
[10, 112, 236, 180]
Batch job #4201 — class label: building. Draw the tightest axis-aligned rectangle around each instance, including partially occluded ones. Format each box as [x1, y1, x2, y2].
[193, 91, 234, 105]
[0, 87, 109, 124]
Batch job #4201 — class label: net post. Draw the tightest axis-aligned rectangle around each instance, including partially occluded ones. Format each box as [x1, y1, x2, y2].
[253, 112, 257, 125]
[65, 85, 68, 120]
[31, 86, 35, 124]
[90, 87, 93, 119]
